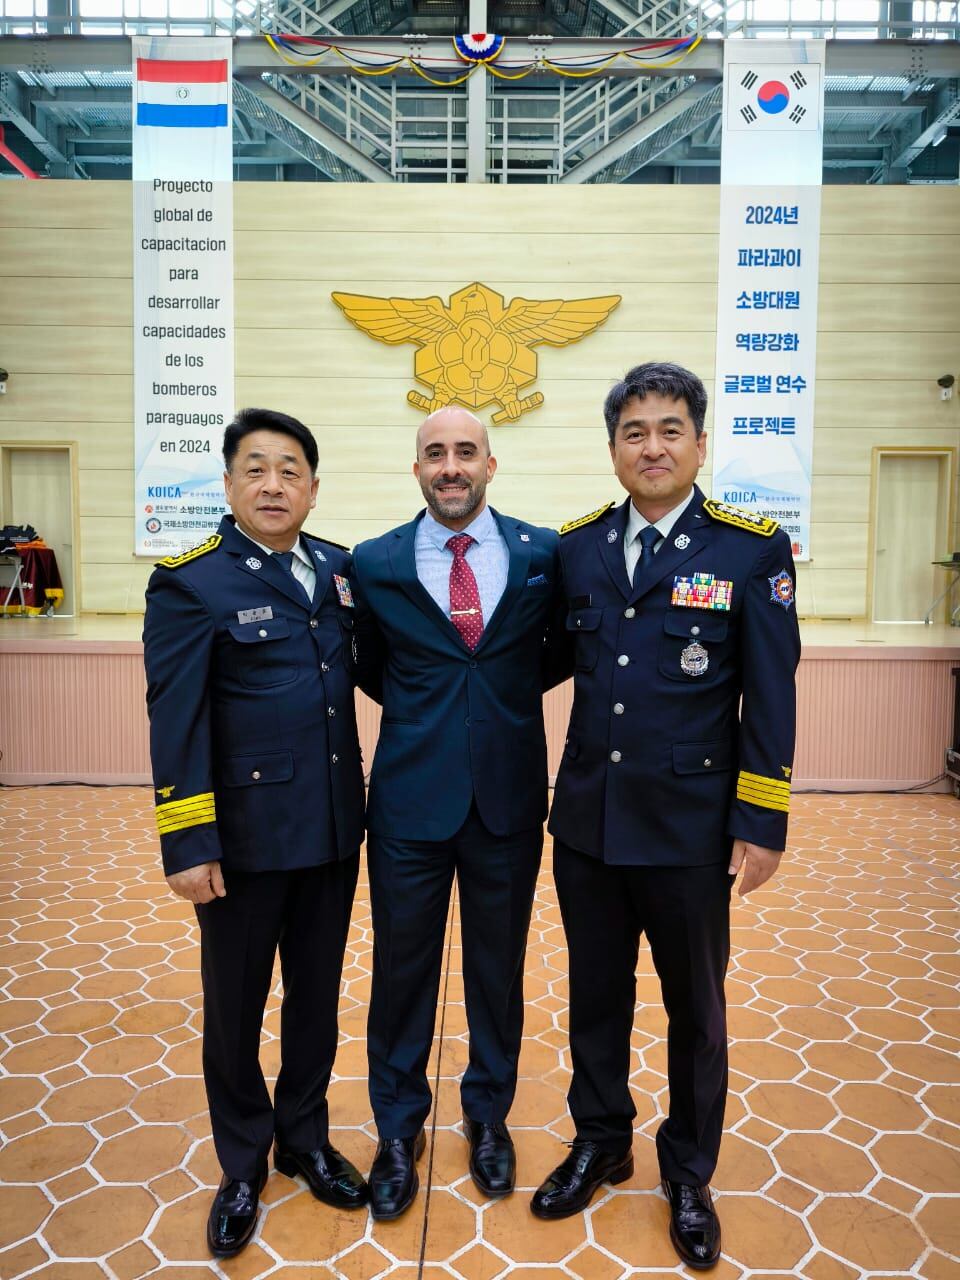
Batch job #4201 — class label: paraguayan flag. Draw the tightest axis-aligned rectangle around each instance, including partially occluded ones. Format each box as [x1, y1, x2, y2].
[135, 56, 230, 129]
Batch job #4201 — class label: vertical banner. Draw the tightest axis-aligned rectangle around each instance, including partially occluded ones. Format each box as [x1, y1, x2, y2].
[133, 36, 234, 557]
[712, 41, 825, 561]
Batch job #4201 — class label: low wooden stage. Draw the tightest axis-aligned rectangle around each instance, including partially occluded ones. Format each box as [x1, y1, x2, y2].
[1, 617, 957, 792]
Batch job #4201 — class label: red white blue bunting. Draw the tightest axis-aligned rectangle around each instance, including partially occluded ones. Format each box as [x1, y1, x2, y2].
[453, 33, 505, 63]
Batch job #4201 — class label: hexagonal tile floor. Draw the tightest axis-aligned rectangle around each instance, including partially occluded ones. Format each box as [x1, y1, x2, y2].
[1, 787, 958, 1279]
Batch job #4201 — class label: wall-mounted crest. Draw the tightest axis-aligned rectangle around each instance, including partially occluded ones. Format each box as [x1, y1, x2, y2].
[332, 282, 620, 423]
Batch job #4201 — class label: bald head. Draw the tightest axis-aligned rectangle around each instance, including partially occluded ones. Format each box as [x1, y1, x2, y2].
[415, 407, 490, 460]
[413, 406, 497, 531]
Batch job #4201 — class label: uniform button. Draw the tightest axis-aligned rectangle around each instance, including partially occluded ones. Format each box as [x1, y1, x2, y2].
[464, 716, 471, 726]
[610, 750, 622, 763]
[321, 662, 330, 672]
[258, 628, 268, 637]
[331, 753, 339, 764]
[690, 625, 700, 636]
[469, 660, 478, 669]
[251, 770, 261, 781]
[617, 654, 629, 667]
[576, 619, 582, 628]
[328, 706, 336, 717]
[624, 607, 635, 619]
[704, 757, 712, 767]
[310, 619, 318, 629]
[613, 702, 624, 715]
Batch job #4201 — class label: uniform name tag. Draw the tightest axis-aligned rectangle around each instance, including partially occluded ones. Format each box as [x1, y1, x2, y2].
[333, 574, 355, 608]
[671, 573, 733, 612]
[237, 606, 273, 624]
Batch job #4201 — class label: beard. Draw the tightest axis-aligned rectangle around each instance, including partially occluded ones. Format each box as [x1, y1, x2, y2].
[424, 478, 484, 523]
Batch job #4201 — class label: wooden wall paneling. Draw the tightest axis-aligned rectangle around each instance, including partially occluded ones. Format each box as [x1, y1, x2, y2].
[0, 326, 132, 376]
[0, 228, 133, 279]
[0, 179, 131, 228]
[1, 278, 134, 327]
[0, 375, 132, 422]
[233, 231, 722, 284]
[235, 279, 721, 331]
[818, 283, 960, 333]
[819, 235, 960, 284]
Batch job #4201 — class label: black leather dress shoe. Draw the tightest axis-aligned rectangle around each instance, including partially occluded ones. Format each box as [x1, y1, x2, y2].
[274, 1143, 369, 1209]
[662, 1179, 721, 1270]
[206, 1169, 267, 1258]
[530, 1140, 633, 1219]
[462, 1111, 516, 1196]
[369, 1130, 426, 1220]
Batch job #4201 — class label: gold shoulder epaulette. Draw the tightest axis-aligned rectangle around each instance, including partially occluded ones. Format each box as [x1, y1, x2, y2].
[560, 501, 614, 536]
[155, 533, 222, 569]
[703, 499, 779, 537]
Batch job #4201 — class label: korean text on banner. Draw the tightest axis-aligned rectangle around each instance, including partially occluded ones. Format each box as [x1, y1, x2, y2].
[711, 41, 826, 562]
[132, 36, 234, 558]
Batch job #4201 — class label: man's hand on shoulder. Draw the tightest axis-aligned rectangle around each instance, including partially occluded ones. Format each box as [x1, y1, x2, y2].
[166, 861, 226, 904]
[728, 840, 781, 897]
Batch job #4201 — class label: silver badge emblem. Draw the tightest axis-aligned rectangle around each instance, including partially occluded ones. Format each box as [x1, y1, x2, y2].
[680, 641, 709, 677]
[520, 533, 530, 542]
[314, 548, 327, 563]
[674, 533, 691, 549]
[245, 557, 262, 570]
[607, 530, 618, 544]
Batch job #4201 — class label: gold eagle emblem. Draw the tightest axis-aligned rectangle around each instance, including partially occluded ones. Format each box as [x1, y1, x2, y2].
[332, 282, 620, 423]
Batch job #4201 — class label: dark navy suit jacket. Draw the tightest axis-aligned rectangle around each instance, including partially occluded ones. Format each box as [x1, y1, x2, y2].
[549, 486, 801, 866]
[143, 515, 365, 877]
[352, 507, 563, 842]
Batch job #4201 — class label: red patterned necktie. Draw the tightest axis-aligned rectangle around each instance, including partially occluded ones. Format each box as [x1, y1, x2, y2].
[446, 533, 484, 650]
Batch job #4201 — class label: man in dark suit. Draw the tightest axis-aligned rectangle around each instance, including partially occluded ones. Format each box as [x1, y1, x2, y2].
[533, 364, 800, 1271]
[351, 407, 563, 1219]
[143, 408, 368, 1259]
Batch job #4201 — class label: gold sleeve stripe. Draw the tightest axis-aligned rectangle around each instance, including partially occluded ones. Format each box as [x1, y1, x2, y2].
[736, 781, 790, 813]
[156, 802, 216, 830]
[156, 792, 215, 819]
[157, 810, 218, 836]
[738, 770, 791, 796]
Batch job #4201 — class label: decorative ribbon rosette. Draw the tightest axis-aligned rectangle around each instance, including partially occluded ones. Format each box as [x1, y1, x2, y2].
[453, 33, 506, 64]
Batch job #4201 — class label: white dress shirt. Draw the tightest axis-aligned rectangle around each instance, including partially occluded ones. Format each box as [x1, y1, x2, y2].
[624, 488, 696, 583]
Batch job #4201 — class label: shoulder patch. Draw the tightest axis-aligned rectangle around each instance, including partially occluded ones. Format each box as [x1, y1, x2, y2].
[703, 499, 779, 537]
[155, 533, 222, 570]
[560, 501, 615, 536]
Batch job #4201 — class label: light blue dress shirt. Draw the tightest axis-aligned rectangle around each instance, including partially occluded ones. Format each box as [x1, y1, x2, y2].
[415, 505, 509, 624]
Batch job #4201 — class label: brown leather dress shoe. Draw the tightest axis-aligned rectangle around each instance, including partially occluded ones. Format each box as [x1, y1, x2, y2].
[662, 1179, 721, 1270]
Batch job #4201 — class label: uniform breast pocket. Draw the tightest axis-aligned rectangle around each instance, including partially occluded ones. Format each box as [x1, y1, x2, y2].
[226, 619, 298, 688]
[658, 611, 728, 684]
[565, 607, 603, 672]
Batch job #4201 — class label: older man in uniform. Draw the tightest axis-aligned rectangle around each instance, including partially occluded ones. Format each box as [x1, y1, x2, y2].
[143, 408, 368, 1259]
[532, 363, 800, 1270]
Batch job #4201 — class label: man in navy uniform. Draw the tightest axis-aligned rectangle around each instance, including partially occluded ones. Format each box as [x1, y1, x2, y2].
[532, 364, 800, 1270]
[143, 408, 368, 1259]
[352, 407, 563, 1219]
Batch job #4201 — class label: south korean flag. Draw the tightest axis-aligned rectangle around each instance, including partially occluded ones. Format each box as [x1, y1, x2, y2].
[727, 63, 821, 132]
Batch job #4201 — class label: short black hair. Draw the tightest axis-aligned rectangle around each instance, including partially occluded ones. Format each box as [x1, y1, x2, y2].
[223, 408, 319, 474]
[604, 362, 708, 442]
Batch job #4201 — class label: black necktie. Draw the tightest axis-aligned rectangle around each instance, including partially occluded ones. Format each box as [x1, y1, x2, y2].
[273, 550, 311, 606]
[631, 525, 662, 592]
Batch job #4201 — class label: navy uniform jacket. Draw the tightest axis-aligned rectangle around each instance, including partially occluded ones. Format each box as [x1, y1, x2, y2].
[352, 508, 563, 842]
[143, 515, 365, 877]
[549, 486, 801, 866]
